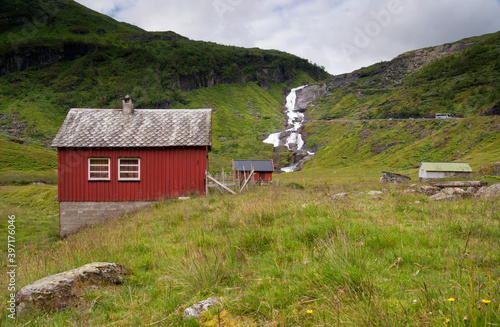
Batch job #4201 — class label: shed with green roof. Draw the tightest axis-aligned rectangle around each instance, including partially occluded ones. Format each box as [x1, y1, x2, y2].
[419, 162, 473, 182]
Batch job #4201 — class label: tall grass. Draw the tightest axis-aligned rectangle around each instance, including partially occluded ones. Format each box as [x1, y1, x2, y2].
[0, 184, 499, 326]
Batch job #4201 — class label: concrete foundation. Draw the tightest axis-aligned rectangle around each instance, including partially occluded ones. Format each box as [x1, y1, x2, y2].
[59, 201, 151, 238]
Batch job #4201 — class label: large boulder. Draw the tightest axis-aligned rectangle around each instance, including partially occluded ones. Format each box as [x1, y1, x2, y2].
[476, 183, 500, 199]
[380, 172, 411, 184]
[16, 262, 131, 314]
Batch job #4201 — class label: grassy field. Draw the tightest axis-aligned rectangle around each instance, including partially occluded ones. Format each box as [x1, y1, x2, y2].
[304, 117, 500, 172]
[0, 140, 57, 185]
[0, 185, 59, 248]
[0, 177, 498, 326]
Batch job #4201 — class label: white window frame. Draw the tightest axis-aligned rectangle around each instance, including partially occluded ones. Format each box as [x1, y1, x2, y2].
[88, 158, 110, 181]
[118, 158, 140, 181]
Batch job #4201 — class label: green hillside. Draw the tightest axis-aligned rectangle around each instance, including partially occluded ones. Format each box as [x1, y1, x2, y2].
[296, 32, 500, 178]
[1, 0, 499, 184]
[0, 0, 328, 182]
[305, 117, 499, 170]
[309, 32, 500, 120]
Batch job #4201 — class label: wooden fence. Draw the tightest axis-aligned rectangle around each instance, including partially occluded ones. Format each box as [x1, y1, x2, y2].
[206, 166, 256, 195]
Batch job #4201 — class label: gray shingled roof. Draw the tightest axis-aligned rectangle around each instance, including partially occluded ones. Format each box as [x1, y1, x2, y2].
[51, 109, 211, 148]
[233, 160, 274, 172]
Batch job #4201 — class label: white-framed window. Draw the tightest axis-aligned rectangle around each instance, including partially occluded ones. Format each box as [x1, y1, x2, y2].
[88, 158, 110, 181]
[118, 158, 140, 181]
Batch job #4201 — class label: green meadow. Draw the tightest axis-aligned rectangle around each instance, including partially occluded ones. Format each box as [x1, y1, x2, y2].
[0, 174, 499, 326]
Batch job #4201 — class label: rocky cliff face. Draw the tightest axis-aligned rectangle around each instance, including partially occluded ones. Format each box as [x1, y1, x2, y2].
[0, 43, 104, 76]
[328, 39, 475, 89]
[295, 84, 328, 111]
[0, 40, 325, 92]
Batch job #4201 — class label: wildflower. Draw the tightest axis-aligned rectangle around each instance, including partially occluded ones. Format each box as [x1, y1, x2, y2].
[447, 298, 455, 302]
[481, 299, 491, 304]
[446, 318, 451, 323]
[306, 310, 313, 314]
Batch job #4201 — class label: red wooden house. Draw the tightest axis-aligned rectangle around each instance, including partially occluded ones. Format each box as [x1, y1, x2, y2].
[232, 159, 274, 183]
[51, 97, 211, 237]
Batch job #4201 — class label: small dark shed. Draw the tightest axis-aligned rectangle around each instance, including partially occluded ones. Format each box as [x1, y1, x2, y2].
[232, 159, 274, 183]
[51, 97, 211, 237]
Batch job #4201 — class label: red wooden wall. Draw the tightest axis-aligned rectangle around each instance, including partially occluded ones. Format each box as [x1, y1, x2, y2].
[236, 171, 273, 182]
[57, 147, 208, 201]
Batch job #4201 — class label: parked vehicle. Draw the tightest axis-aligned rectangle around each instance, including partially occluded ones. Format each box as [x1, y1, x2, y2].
[435, 113, 454, 119]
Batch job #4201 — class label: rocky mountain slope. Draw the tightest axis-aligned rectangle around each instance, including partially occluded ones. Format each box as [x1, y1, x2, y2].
[307, 31, 500, 120]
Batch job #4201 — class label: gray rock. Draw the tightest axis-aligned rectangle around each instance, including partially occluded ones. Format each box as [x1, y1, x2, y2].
[441, 188, 456, 195]
[467, 187, 479, 194]
[184, 297, 219, 320]
[479, 162, 500, 177]
[294, 84, 328, 110]
[476, 183, 500, 199]
[16, 262, 131, 314]
[331, 192, 350, 200]
[429, 193, 459, 201]
[380, 172, 411, 184]
[418, 185, 440, 196]
[367, 190, 384, 195]
[440, 187, 468, 196]
[452, 188, 467, 195]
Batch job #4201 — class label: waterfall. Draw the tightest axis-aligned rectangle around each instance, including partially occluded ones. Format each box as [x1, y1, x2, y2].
[263, 85, 312, 172]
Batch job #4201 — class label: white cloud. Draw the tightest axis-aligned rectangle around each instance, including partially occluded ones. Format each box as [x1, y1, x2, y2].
[76, 0, 136, 16]
[75, 0, 500, 74]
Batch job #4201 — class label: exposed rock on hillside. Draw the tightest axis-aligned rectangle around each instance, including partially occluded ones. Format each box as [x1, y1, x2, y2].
[295, 84, 328, 111]
[0, 43, 104, 76]
[327, 39, 475, 89]
[479, 162, 500, 176]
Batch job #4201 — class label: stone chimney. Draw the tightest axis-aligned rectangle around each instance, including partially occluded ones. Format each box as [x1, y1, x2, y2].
[122, 95, 134, 115]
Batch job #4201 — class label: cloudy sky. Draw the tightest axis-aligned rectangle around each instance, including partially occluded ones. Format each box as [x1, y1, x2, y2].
[75, 0, 500, 75]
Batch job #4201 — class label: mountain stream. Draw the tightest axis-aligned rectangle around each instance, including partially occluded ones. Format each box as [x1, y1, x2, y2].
[263, 85, 314, 172]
